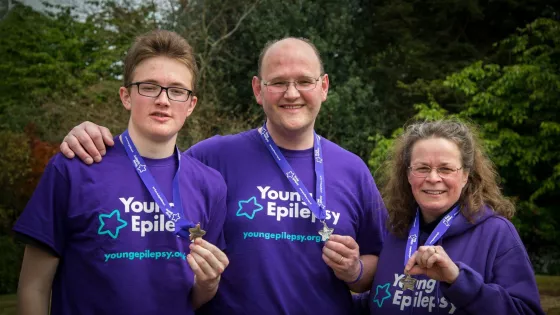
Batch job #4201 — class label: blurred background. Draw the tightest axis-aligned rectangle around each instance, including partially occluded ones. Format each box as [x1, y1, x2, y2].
[0, 0, 559, 313]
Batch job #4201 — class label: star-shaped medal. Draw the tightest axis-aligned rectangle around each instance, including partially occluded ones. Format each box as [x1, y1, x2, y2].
[401, 274, 417, 291]
[318, 221, 334, 241]
[188, 223, 206, 242]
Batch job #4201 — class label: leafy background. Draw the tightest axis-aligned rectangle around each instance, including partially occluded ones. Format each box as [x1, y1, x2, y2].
[0, 0, 558, 299]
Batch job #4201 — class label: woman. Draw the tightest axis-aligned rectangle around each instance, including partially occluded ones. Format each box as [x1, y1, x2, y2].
[367, 119, 543, 314]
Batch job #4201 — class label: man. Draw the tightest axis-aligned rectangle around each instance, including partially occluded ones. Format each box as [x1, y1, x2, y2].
[59, 37, 387, 314]
[14, 30, 229, 315]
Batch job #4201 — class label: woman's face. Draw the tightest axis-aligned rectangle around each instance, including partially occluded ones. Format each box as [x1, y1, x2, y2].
[407, 137, 469, 223]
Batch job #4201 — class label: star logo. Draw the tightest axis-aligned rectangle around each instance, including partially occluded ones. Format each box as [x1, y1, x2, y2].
[372, 283, 392, 308]
[137, 164, 147, 173]
[409, 234, 417, 245]
[236, 196, 263, 220]
[286, 171, 300, 185]
[171, 213, 181, 222]
[98, 209, 128, 239]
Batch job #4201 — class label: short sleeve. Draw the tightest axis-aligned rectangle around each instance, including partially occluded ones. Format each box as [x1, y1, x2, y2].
[12, 156, 69, 256]
[356, 173, 387, 256]
[206, 191, 227, 251]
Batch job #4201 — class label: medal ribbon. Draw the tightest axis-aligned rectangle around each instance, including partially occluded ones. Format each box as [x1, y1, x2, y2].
[258, 123, 327, 221]
[121, 130, 194, 239]
[404, 205, 460, 266]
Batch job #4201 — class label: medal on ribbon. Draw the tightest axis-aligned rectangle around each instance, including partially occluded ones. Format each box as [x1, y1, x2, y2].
[401, 272, 417, 291]
[401, 206, 460, 291]
[258, 124, 331, 240]
[188, 223, 206, 242]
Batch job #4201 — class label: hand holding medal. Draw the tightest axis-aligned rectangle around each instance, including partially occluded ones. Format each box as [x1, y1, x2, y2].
[321, 234, 362, 283]
[187, 238, 230, 290]
[403, 245, 460, 285]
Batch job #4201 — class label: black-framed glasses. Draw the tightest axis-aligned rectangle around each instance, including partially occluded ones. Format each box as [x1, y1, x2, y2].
[408, 165, 464, 178]
[127, 82, 193, 102]
[262, 75, 323, 93]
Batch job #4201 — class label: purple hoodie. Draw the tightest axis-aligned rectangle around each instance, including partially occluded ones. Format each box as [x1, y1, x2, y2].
[368, 207, 544, 314]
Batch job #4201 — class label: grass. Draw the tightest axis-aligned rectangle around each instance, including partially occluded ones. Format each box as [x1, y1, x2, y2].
[1, 276, 559, 314]
[539, 275, 560, 315]
[0, 295, 15, 315]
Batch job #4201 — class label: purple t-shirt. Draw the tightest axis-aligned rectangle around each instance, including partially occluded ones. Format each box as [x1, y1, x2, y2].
[368, 209, 544, 315]
[13, 138, 227, 315]
[187, 129, 387, 315]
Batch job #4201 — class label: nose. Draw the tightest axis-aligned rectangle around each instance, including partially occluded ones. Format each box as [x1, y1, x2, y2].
[425, 168, 442, 182]
[155, 88, 171, 106]
[283, 82, 301, 99]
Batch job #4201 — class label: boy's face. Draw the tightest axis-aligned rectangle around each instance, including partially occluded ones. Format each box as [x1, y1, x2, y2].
[119, 56, 197, 142]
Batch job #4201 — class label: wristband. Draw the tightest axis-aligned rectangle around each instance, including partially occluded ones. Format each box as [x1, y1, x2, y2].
[346, 259, 364, 284]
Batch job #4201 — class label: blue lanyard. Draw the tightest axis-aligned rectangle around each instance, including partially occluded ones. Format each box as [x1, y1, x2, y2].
[404, 205, 460, 266]
[121, 130, 193, 239]
[258, 124, 327, 221]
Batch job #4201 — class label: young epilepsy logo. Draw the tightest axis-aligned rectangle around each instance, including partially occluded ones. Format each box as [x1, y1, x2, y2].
[236, 186, 341, 225]
[373, 273, 457, 313]
[97, 197, 178, 239]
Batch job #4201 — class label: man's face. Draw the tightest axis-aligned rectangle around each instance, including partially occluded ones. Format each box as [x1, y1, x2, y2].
[252, 39, 329, 136]
[119, 56, 197, 142]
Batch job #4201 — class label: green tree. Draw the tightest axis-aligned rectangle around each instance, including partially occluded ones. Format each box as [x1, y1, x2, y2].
[369, 18, 560, 272]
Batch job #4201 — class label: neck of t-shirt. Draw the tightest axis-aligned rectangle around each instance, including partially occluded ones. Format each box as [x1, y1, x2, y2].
[264, 120, 314, 150]
[419, 202, 459, 234]
[122, 125, 176, 159]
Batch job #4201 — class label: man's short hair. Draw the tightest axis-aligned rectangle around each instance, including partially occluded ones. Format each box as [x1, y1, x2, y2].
[257, 37, 324, 78]
[123, 30, 198, 92]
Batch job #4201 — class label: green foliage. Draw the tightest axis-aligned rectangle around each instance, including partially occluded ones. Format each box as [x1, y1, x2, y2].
[0, 0, 557, 294]
[0, 131, 30, 234]
[0, 236, 23, 294]
[370, 18, 560, 265]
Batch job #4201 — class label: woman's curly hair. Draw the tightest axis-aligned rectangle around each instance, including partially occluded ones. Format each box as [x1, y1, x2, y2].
[380, 119, 515, 238]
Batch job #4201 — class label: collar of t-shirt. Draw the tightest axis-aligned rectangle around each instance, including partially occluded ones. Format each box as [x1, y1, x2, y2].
[419, 202, 460, 234]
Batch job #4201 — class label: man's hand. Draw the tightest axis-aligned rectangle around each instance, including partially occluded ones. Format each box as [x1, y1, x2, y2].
[60, 121, 114, 164]
[322, 234, 361, 283]
[404, 245, 460, 284]
[188, 238, 229, 309]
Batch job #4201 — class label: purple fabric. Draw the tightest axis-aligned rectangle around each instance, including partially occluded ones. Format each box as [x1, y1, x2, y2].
[187, 129, 387, 315]
[259, 124, 327, 221]
[368, 208, 544, 315]
[405, 206, 459, 267]
[121, 130, 194, 237]
[13, 137, 227, 315]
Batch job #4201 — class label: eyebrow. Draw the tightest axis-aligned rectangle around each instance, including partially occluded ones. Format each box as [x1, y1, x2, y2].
[411, 161, 456, 166]
[136, 79, 190, 88]
[266, 75, 319, 81]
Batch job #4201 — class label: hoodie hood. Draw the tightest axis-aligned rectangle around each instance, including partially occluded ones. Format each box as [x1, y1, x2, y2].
[441, 205, 495, 239]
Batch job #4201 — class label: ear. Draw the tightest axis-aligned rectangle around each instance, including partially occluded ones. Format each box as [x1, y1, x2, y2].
[120, 86, 132, 111]
[252, 76, 263, 105]
[320, 74, 329, 102]
[184, 95, 198, 118]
